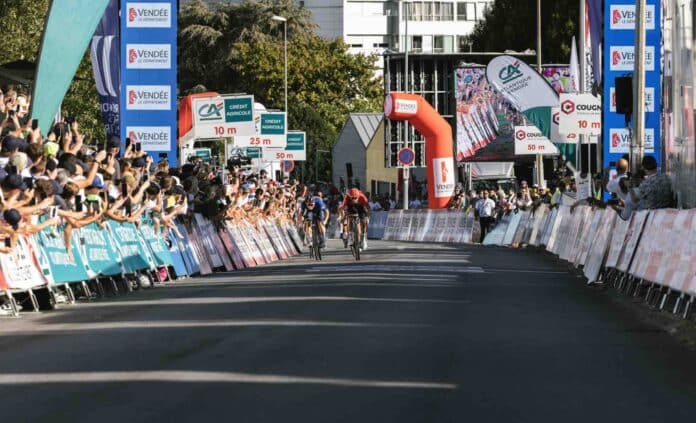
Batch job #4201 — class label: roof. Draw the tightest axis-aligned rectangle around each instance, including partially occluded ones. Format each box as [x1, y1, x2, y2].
[349, 113, 383, 148]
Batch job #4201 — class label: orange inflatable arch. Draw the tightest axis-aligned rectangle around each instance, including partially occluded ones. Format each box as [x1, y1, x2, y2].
[384, 93, 455, 209]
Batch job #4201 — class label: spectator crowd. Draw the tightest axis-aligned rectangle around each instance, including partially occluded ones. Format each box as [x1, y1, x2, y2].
[0, 85, 305, 258]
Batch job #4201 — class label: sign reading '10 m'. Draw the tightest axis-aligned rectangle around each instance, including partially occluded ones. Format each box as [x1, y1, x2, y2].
[239, 112, 287, 148]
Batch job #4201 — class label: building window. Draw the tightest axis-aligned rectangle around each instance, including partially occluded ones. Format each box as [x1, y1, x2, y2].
[458, 35, 471, 52]
[440, 2, 454, 21]
[457, 2, 477, 21]
[373, 43, 389, 48]
[434, 35, 444, 53]
[299, 0, 304, 8]
[407, 2, 424, 21]
[424, 2, 433, 20]
[350, 43, 363, 48]
[477, 2, 489, 19]
[411, 35, 422, 52]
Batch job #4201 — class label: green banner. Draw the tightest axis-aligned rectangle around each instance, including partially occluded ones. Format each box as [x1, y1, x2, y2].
[31, 0, 110, 135]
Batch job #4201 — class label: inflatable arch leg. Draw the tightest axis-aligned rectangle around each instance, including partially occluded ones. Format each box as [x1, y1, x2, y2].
[384, 93, 455, 209]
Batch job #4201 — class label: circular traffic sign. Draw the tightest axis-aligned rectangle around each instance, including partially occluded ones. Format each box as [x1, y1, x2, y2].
[281, 160, 295, 173]
[397, 147, 415, 166]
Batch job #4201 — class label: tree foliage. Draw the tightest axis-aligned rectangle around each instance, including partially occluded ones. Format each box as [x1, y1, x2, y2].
[179, 0, 383, 180]
[0, 0, 103, 142]
[467, 0, 578, 63]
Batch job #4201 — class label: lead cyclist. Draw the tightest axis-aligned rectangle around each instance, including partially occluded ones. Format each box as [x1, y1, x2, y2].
[340, 188, 370, 250]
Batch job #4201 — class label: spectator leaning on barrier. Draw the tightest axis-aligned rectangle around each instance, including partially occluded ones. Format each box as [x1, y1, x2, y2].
[516, 182, 533, 211]
[632, 156, 674, 210]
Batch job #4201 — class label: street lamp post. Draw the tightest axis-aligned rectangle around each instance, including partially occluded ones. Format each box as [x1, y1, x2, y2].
[271, 15, 288, 114]
[272, 15, 289, 181]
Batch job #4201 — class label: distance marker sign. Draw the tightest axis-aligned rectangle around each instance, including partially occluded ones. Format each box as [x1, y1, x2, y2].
[558, 93, 602, 136]
[192, 95, 256, 139]
[238, 111, 287, 148]
[261, 131, 306, 161]
[514, 126, 560, 155]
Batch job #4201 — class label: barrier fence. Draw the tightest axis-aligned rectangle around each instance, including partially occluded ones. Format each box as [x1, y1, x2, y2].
[382, 209, 478, 243]
[0, 215, 302, 316]
[484, 205, 696, 319]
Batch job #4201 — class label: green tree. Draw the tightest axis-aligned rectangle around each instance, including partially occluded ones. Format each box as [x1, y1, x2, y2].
[179, 0, 383, 181]
[467, 0, 578, 63]
[0, 0, 103, 142]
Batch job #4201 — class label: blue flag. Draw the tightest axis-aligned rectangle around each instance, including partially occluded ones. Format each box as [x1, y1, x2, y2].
[91, 0, 121, 139]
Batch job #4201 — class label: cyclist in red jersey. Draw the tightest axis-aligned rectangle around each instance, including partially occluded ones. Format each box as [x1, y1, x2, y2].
[341, 188, 370, 250]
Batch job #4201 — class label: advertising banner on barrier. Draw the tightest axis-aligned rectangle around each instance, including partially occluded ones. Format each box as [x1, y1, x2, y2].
[78, 223, 123, 277]
[139, 219, 174, 267]
[175, 222, 202, 275]
[382, 210, 476, 244]
[584, 210, 617, 282]
[0, 237, 48, 290]
[108, 221, 151, 272]
[166, 228, 189, 277]
[36, 227, 91, 284]
[616, 210, 649, 273]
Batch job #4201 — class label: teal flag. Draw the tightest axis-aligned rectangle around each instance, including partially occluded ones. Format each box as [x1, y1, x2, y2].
[31, 0, 110, 135]
[523, 107, 552, 139]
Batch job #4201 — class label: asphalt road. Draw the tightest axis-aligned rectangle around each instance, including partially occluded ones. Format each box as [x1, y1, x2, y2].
[1, 240, 696, 422]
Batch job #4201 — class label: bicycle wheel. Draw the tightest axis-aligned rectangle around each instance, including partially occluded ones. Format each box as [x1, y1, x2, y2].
[352, 220, 361, 261]
[312, 225, 322, 261]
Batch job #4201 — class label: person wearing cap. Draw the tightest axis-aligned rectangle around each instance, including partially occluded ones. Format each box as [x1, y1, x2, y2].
[0, 209, 21, 250]
[83, 176, 106, 215]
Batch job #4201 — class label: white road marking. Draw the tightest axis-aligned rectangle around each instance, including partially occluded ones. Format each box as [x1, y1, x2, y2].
[0, 370, 457, 390]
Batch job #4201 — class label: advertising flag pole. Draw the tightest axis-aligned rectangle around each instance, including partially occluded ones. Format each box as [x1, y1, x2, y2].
[578, 0, 585, 175]
[402, 0, 410, 210]
[631, 0, 647, 174]
[536, 0, 544, 186]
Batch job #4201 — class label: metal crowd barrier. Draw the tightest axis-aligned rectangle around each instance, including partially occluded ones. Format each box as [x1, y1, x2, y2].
[483, 204, 696, 320]
[0, 214, 302, 316]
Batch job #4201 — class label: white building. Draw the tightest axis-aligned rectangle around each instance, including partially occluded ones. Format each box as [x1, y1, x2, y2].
[184, 1, 494, 70]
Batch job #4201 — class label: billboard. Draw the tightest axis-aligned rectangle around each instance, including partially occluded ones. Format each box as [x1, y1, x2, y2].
[603, 0, 661, 166]
[455, 65, 568, 161]
[120, 0, 178, 165]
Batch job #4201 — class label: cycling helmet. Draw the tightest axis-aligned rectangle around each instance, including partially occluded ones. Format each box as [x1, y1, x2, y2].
[347, 188, 360, 199]
[305, 196, 315, 205]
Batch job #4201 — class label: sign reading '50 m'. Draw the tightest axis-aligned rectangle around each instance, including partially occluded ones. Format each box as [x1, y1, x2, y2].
[192, 95, 256, 139]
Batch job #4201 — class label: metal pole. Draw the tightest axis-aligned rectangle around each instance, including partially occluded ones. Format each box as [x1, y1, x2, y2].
[632, 0, 647, 175]
[283, 20, 288, 116]
[535, 0, 544, 187]
[402, 0, 409, 210]
[577, 0, 585, 175]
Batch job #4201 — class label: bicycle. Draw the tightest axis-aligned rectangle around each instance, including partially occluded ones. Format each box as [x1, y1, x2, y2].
[346, 214, 362, 261]
[304, 219, 322, 261]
